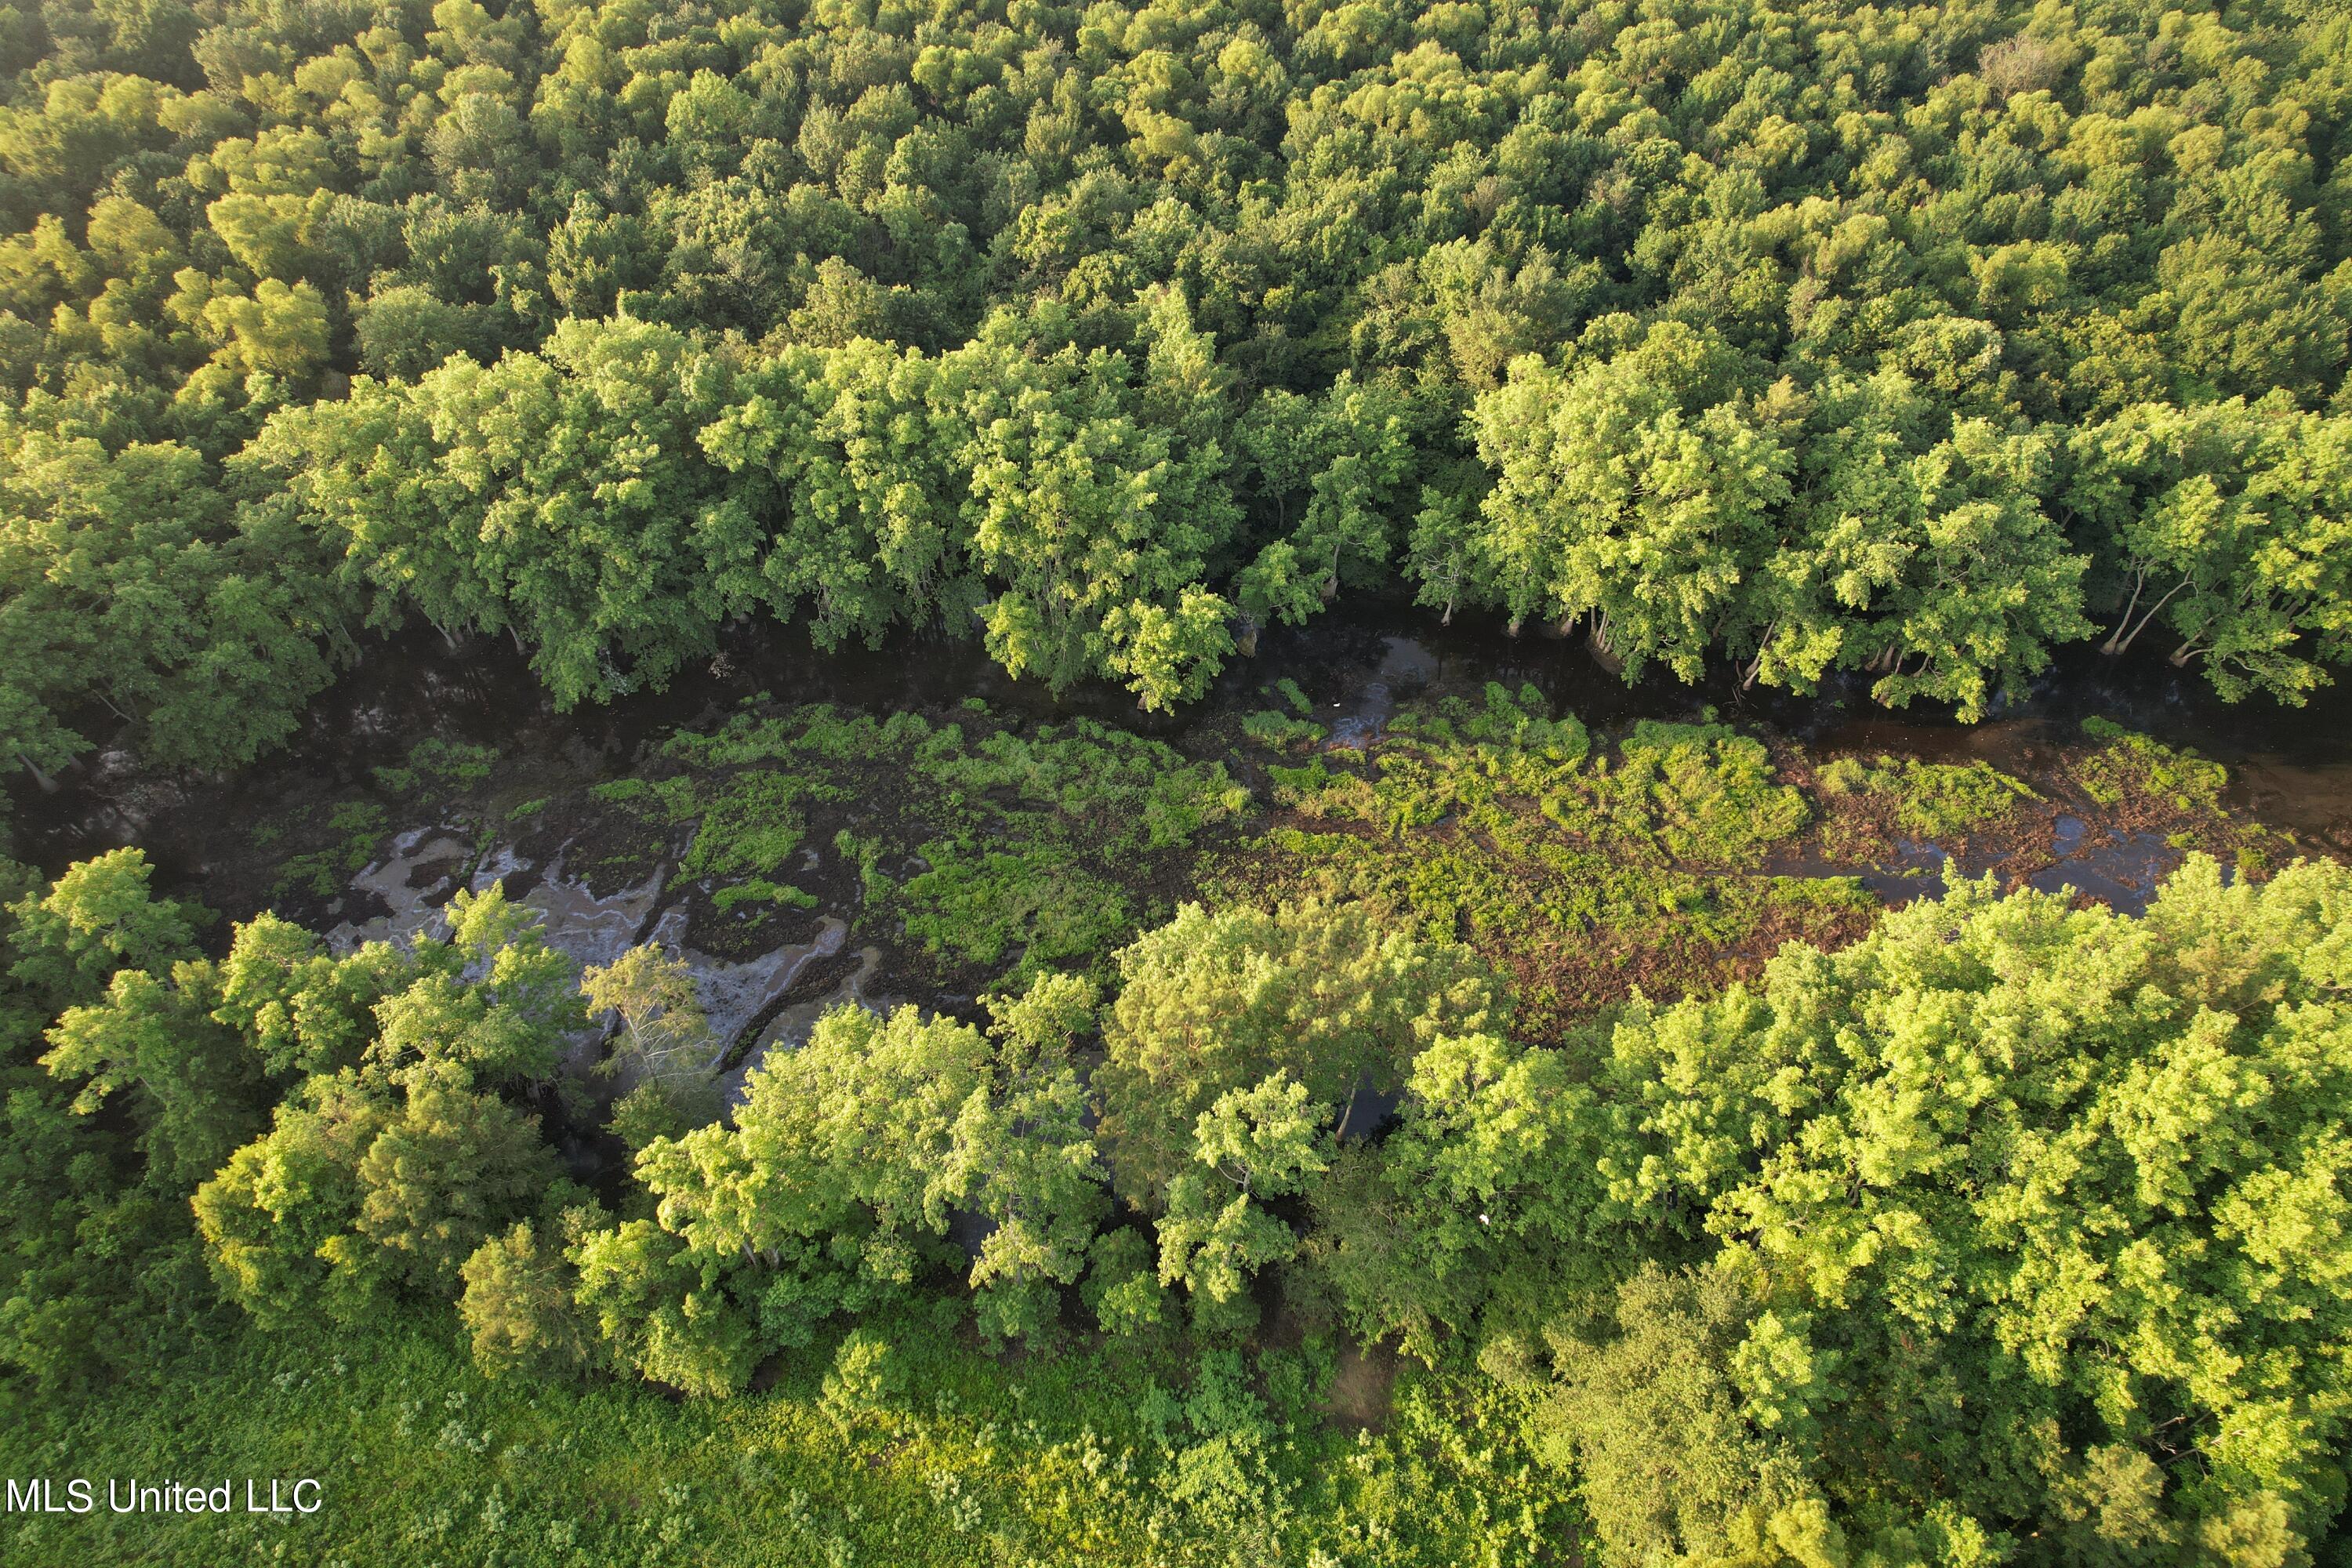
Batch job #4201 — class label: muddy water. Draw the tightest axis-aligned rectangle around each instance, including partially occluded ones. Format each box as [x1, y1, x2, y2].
[18, 604, 2352, 877]
[10, 603, 2352, 1058]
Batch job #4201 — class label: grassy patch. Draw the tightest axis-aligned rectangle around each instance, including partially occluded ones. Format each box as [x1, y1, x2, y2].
[0, 1313, 1564, 1568]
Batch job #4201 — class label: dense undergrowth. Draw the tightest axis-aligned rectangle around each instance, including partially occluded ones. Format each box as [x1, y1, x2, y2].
[0, 1308, 1559, 1567]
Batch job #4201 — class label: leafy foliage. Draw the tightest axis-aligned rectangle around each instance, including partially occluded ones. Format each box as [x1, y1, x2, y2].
[6, 0, 2352, 799]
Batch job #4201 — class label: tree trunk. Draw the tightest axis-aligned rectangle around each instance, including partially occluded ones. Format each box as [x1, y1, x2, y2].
[1588, 615, 1623, 673]
[1742, 622, 1778, 690]
[2100, 568, 2147, 656]
[2104, 576, 2187, 659]
[2169, 637, 2202, 668]
[16, 752, 56, 793]
[1334, 1079, 1363, 1143]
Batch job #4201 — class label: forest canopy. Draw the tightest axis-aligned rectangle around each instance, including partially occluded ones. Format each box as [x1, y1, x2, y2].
[9, 831, 2352, 1565]
[2, 0, 2351, 785]
[7, 5, 2352, 1560]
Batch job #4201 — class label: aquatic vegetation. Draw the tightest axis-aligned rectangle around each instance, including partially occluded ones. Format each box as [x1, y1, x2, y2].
[676, 770, 837, 881]
[2070, 720, 2292, 878]
[372, 740, 499, 799]
[1240, 710, 1327, 751]
[1225, 686, 1871, 1038]
[252, 738, 512, 910]
[1813, 754, 2042, 860]
[270, 800, 390, 899]
[573, 704, 1249, 982]
[710, 879, 816, 914]
[2074, 718, 2233, 815]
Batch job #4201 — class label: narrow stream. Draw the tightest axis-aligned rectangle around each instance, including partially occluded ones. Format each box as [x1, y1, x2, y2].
[10, 601, 2351, 1076]
[16, 604, 2352, 879]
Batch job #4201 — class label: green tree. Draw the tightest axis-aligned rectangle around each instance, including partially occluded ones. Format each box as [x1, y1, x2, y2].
[1312, 1030, 1618, 1362]
[1233, 377, 1421, 647]
[1532, 1265, 1835, 1568]
[1591, 858, 2352, 1557]
[368, 885, 582, 1086]
[5, 848, 198, 1010]
[459, 1216, 598, 1380]
[408, 318, 731, 706]
[581, 942, 718, 1102]
[0, 428, 339, 780]
[949, 328, 1240, 710]
[1863, 420, 2092, 721]
[625, 1002, 989, 1370]
[945, 974, 1109, 1344]
[1464, 321, 1792, 678]
[2069, 399, 2352, 702]
[1156, 1072, 1330, 1332]
[42, 961, 264, 1186]
[211, 916, 413, 1078]
[570, 1218, 759, 1399]
[1097, 900, 1504, 1206]
[698, 339, 977, 650]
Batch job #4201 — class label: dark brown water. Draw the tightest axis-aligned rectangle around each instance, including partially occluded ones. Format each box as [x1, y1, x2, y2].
[12, 601, 2352, 887]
